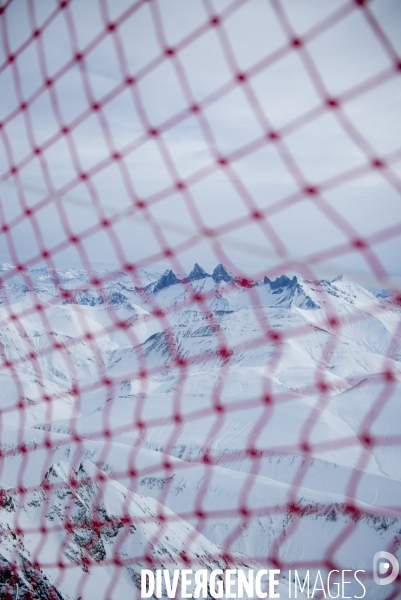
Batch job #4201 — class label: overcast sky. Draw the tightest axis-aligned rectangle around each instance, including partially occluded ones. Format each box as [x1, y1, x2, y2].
[0, 0, 400, 283]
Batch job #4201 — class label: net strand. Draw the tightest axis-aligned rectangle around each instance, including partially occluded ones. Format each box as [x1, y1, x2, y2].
[0, 0, 400, 598]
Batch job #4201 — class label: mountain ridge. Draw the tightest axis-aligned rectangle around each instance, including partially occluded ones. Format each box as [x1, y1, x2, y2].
[0, 265, 400, 599]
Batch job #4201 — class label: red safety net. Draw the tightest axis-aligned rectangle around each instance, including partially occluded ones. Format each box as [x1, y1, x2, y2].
[0, 0, 400, 598]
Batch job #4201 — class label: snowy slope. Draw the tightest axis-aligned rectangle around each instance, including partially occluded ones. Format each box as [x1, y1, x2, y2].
[0, 459, 298, 599]
[0, 263, 400, 598]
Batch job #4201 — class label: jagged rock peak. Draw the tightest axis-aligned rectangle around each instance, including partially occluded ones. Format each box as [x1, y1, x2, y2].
[153, 269, 180, 292]
[212, 264, 235, 283]
[188, 263, 210, 281]
[269, 274, 297, 290]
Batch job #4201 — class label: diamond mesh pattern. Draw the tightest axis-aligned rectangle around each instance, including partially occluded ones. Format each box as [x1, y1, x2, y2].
[0, 0, 400, 598]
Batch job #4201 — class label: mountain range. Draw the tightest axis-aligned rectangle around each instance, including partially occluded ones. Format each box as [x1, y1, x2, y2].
[0, 263, 400, 599]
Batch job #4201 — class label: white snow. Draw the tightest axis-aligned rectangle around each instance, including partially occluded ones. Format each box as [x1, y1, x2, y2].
[0, 266, 400, 599]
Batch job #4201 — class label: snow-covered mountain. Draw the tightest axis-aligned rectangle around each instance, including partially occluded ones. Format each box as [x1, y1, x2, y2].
[0, 263, 400, 599]
[1, 459, 274, 600]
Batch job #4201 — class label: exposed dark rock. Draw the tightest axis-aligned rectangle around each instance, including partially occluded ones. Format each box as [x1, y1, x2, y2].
[153, 270, 180, 293]
[269, 274, 297, 290]
[211, 264, 235, 283]
[187, 263, 210, 281]
[0, 554, 65, 600]
[108, 292, 128, 305]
